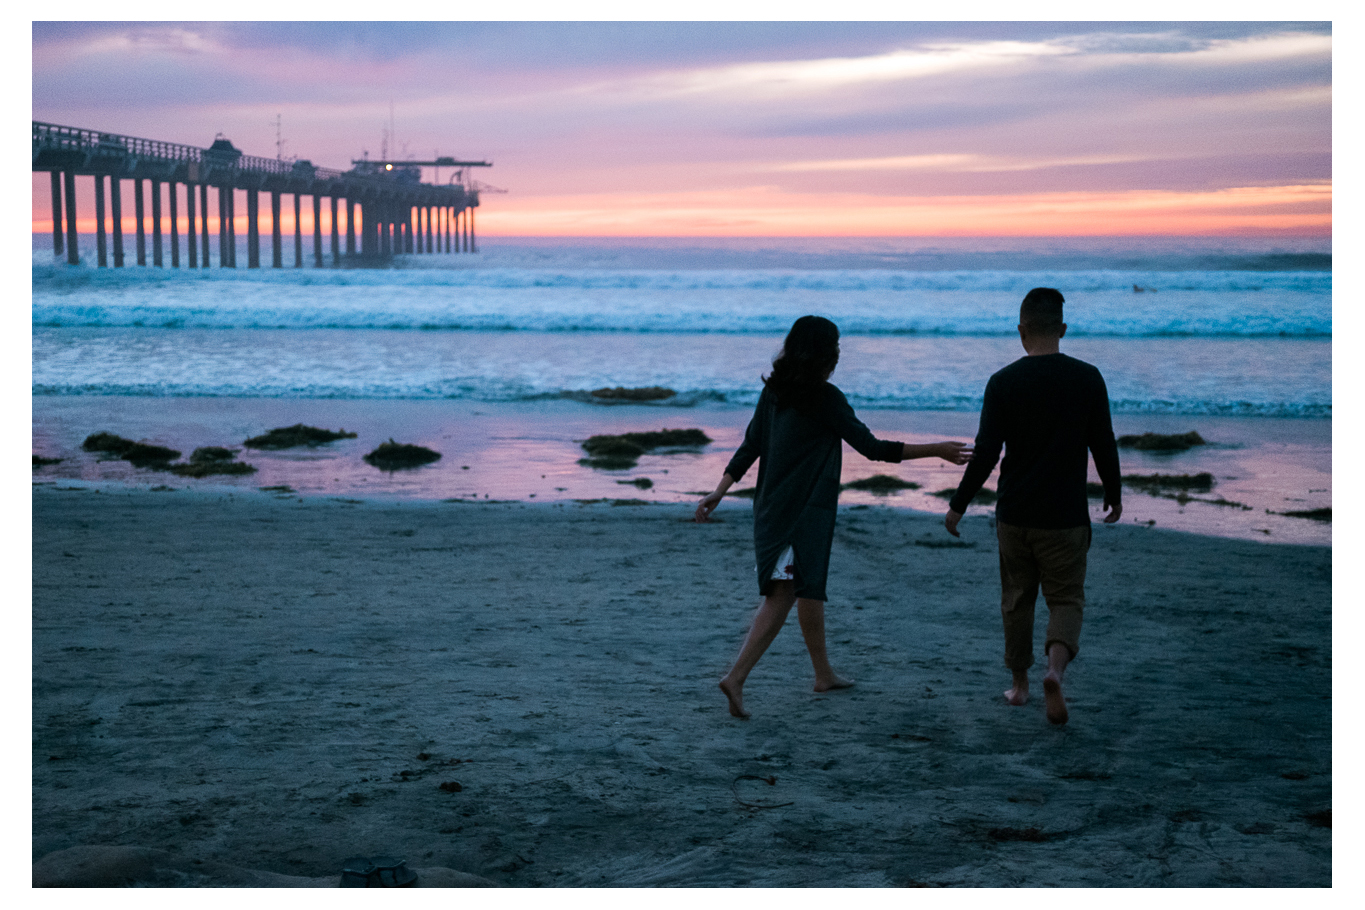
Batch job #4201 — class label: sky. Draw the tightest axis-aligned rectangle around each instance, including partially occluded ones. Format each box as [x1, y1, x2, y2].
[30, 18, 1333, 237]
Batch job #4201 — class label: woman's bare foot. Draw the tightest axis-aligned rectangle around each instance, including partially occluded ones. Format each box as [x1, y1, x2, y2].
[813, 674, 854, 692]
[1043, 672, 1068, 725]
[719, 678, 749, 718]
[1004, 686, 1029, 706]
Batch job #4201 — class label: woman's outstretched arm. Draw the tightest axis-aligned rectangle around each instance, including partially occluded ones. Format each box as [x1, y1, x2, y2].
[902, 441, 974, 464]
[695, 473, 736, 523]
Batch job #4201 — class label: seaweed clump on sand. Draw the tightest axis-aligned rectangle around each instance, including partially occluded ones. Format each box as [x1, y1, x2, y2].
[841, 474, 920, 495]
[168, 447, 257, 478]
[83, 433, 181, 468]
[590, 386, 676, 402]
[932, 487, 997, 505]
[1278, 507, 1331, 522]
[579, 428, 711, 470]
[33, 455, 62, 468]
[1117, 431, 1206, 451]
[364, 439, 442, 470]
[124, 444, 181, 468]
[244, 424, 358, 450]
[82, 432, 137, 456]
[1123, 472, 1215, 493]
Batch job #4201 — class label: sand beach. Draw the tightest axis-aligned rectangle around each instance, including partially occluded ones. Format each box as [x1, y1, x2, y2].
[32, 483, 1331, 887]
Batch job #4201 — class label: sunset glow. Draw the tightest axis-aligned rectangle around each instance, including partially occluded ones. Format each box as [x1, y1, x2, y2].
[32, 21, 1331, 238]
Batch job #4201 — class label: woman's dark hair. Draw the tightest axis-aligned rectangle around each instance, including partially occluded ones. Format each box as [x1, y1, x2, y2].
[763, 315, 840, 409]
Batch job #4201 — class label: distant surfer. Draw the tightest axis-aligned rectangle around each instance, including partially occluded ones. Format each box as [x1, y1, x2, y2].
[944, 288, 1122, 725]
[696, 315, 972, 718]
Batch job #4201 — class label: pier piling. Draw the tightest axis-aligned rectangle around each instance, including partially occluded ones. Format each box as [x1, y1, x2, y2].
[94, 175, 107, 267]
[271, 191, 282, 268]
[199, 184, 210, 268]
[169, 182, 179, 269]
[63, 171, 78, 265]
[50, 172, 63, 256]
[313, 194, 323, 267]
[110, 178, 124, 267]
[330, 196, 340, 265]
[186, 182, 196, 269]
[151, 179, 163, 267]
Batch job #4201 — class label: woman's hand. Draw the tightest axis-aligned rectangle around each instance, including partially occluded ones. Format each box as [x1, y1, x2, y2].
[695, 490, 725, 523]
[695, 473, 736, 522]
[901, 441, 974, 463]
[936, 441, 974, 465]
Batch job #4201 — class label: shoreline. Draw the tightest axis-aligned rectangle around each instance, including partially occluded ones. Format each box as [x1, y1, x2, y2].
[32, 486, 1331, 886]
[33, 395, 1331, 546]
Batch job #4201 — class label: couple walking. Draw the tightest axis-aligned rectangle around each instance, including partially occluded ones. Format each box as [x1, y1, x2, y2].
[696, 289, 1123, 725]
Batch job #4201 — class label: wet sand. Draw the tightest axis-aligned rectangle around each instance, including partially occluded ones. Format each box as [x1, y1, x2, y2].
[31, 395, 1333, 546]
[32, 485, 1331, 886]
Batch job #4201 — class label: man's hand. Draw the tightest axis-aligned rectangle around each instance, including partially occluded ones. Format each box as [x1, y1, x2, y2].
[944, 508, 964, 538]
[695, 490, 724, 523]
[1102, 499, 1123, 524]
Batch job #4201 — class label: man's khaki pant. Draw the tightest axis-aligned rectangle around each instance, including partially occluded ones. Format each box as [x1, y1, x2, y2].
[996, 520, 1091, 670]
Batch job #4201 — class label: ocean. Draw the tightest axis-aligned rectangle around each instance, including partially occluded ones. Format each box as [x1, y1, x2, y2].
[31, 235, 1331, 545]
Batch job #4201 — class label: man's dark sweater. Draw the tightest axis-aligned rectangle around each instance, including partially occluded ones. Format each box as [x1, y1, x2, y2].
[950, 353, 1121, 529]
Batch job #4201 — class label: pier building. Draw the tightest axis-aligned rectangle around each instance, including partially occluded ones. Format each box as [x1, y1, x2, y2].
[32, 121, 494, 268]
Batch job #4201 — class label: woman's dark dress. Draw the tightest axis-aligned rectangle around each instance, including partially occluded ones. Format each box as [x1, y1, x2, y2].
[724, 382, 905, 601]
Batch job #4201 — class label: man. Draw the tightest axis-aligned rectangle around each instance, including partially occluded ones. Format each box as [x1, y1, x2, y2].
[944, 287, 1122, 725]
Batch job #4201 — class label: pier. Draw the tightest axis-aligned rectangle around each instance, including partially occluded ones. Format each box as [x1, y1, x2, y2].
[32, 121, 493, 268]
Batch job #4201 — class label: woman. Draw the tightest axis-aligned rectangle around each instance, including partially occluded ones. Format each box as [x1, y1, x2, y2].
[696, 315, 972, 718]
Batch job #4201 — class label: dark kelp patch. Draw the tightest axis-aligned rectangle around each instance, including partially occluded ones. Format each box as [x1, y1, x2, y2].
[617, 477, 654, 489]
[590, 386, 676, 401]
[33, 455, 62, 467]
[1178, 495, 1251, 509]
[82, 432, 137, 455]
[123, 443, 181, 468]
[932, 487, 998, 505]
[1117, 431, 1206, 451]
[578, 455, 640, 470]
[841, 474, 920, 494]
[244, 424, 358, 450]
[579, 428, 712, 470]
[82, 432, 179, 467]
[167, 447, 258, 478]
[1124, 472, 1215, 493]
[1277, 507, 1331, 522]
[364, 440, 442, 470]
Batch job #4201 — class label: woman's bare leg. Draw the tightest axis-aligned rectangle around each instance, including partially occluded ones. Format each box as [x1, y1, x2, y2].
[719, 582, 796, 718]
[797, 598, 854, 692]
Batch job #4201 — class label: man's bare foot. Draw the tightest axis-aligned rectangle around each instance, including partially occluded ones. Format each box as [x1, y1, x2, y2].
[1004, 686, 1029, 706]
[719, 678, 749, 718]
[813, 674, 854, 692]
[1043, 672, 1068, 725]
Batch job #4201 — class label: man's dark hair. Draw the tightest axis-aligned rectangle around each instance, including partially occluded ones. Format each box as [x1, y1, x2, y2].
[1020, 287, 1065, 334]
